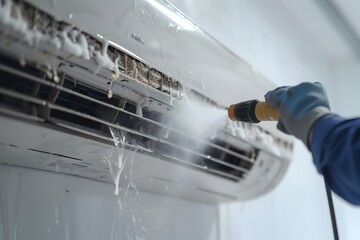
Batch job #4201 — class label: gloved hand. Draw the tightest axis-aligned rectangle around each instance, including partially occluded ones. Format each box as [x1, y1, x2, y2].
[265, 82, 331, 148]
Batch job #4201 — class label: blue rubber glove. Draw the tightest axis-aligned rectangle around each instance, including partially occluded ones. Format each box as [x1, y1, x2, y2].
[265, 82, 331, 148]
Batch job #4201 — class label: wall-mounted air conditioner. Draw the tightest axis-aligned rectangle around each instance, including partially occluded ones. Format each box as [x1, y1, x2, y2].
[0, 0, 293, 203]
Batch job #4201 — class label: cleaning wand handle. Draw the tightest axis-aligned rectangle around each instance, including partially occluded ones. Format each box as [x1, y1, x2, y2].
[228, 100, 280, 123]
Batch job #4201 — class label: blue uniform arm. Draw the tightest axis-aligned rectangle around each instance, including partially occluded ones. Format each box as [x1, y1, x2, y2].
[311, 114, 360, 205]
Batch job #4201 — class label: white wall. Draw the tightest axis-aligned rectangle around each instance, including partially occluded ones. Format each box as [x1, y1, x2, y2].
[0, 165, 218, 240]
[329, 60, 360, 117]
[326, 60, 360, 240]
[169, 0, 339, 239]
[170, 0, 331, 87]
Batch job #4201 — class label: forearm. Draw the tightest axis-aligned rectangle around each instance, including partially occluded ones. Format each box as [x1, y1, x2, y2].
[311, 114, 360, 205]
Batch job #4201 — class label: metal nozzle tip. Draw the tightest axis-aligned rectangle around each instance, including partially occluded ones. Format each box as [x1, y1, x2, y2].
[228, 104, 236, 121]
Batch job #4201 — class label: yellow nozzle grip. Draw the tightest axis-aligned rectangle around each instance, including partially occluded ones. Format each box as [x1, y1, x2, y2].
[254, 101, 279, 121]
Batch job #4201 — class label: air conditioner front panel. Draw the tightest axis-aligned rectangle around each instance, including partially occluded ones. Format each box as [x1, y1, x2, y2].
[0, 0, 294, 203]
[24, 0, 276, 107]
[0, 115, 287, 203]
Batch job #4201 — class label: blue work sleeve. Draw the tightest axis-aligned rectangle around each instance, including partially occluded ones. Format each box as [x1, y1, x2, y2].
[311, 114, 360, 205]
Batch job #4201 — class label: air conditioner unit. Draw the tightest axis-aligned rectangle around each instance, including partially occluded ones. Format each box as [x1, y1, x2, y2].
[0, 0, 293, 203]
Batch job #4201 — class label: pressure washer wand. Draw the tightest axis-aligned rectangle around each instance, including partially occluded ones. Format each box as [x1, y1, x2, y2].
[228, 100, 279, 123]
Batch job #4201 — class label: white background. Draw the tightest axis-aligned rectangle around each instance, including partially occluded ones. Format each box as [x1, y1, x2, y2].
[168, 0, 360, 239]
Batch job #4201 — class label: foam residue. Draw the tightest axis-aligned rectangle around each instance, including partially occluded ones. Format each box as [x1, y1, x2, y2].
[49, 36, 61, 50]
[107, 127, 147, 240]
[0, 1, 43, 47]
[58, 26, 90, 59]
[94, 40, 116, 72]
[0, 0, 120, 96]
[107, 55, 121, 98]
[136, 98, 147, 117]
[108, 127, 126, 195]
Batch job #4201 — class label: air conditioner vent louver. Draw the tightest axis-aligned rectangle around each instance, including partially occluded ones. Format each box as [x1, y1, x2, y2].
[0, 55, 257, 181]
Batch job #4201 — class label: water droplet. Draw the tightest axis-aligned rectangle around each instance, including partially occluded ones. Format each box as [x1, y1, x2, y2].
[19, 56, 26, 67]
[53, 75, 60, 83]
[46, 71, 53, 79]
[210, 130, 217, 139]
[176, 26, 182, 32]
[68, 13, 73, 20]
[132, 215, 136, 224]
